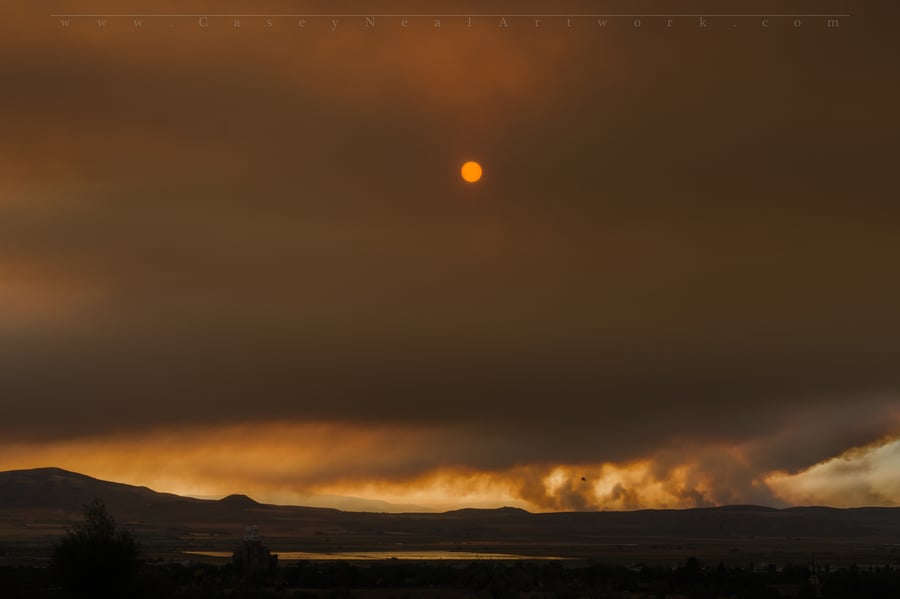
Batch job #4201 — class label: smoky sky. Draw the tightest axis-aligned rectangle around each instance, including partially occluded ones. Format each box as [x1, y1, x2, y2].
[1, 1, 899, 491]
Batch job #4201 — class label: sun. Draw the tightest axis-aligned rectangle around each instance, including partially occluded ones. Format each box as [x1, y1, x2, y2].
[461, 161, 483, 183]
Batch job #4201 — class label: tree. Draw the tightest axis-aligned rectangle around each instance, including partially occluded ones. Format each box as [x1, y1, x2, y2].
[52, 498, 141, 598]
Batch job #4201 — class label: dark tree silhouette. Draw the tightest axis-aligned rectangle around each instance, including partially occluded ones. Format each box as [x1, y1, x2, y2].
[52, 498, 141, 598]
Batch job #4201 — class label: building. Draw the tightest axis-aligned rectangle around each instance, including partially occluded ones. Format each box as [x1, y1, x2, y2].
[232, 526, 278, 571]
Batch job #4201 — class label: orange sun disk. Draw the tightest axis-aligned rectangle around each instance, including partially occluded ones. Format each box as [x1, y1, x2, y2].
[461, 161, 483, 183]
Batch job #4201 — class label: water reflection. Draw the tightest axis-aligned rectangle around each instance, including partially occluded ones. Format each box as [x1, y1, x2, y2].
[184, 550, 568, 561]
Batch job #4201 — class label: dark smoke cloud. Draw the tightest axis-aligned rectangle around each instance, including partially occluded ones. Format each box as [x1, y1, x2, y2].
[1, 1, 899, 506]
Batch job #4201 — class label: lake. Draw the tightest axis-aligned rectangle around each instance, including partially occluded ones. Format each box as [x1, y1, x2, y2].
[184, 550, 568, 561]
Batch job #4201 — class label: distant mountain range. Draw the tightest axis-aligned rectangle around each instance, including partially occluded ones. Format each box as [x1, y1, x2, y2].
[0, 467, 428, 513]
[1, 468, 899, 563]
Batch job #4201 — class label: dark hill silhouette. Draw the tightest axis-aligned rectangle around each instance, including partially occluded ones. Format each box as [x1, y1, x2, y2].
[700, 504, 779, 512]
[2, 468, 899, 562]
[0, 467, 184, 510]
[446, 506, 530, 516]
[218, 494, 261, 507]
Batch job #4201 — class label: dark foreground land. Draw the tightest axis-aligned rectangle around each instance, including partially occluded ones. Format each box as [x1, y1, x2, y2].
[2, 469, 900, 597]
[2, 557, 900, 599]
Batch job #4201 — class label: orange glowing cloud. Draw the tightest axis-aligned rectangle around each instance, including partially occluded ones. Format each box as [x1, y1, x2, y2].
[3, 421, 893, 512]
[766, 436, 900, 507]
